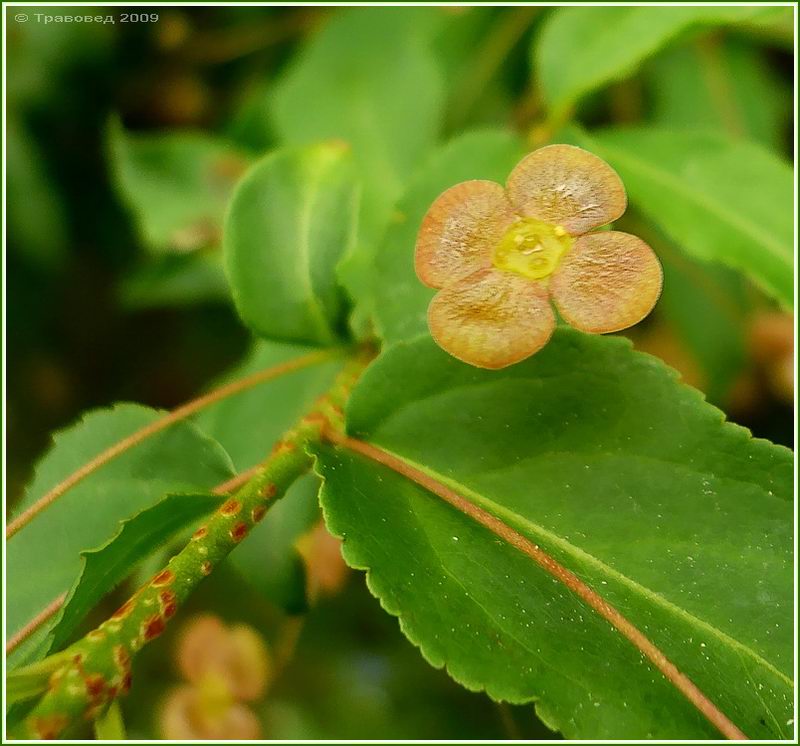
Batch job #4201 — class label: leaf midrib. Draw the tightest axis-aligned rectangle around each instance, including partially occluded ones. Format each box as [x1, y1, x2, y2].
[374, 444, 793, 689]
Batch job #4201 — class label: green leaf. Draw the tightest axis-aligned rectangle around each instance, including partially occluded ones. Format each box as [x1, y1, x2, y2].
[269, 7, 445, 330]
[47, 492, 222, 653]
[196, 341, 342, 472]
[270, 7, 444, 212]
[535, 6, 785, 118]
[109, 121, 250, 254]
[373, 130, 525, 345]
[657, 248, 749, 405]
[7, 405, 235, 665]
[576, 127, 793, 308]
[223, 142, 359, 346]
[7, 114, 68, 269]
[314, 331, 792, 739]
[118, 252, 231, 309]
[229, 473, 320, 614]
[196, 340, 341, 611]
[645, 36, 791, 152]
[6, 653, 72, 707]
[94, 701, 126, 740]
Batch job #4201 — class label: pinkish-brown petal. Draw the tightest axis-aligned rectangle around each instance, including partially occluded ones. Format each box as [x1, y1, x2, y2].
[506, 144, 626, 235]
[415, 180, 517, 289]
[428, 267, 555, 369]
[550, 231, 662, 334]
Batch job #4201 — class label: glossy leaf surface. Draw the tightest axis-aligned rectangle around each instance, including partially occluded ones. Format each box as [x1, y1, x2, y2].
[315, 331, 792, 739]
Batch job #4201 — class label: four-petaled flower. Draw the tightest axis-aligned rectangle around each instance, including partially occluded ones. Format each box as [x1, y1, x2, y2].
[414, 144, 663, 369]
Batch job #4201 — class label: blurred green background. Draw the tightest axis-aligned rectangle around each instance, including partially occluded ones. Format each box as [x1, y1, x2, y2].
[6, 5, 794, 739]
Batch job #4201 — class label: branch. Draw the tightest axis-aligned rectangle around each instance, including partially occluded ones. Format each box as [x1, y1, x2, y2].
[7, 347, 340, 539]
[6, 463, 266, 656]
[322, 429, 748, 742]
[13, 356, 369, 740]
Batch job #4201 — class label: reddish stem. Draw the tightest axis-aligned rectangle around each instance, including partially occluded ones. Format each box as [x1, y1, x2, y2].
[324, 428, 748, 741]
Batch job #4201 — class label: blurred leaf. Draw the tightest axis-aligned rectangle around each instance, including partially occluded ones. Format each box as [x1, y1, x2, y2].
[47, 492, 222, 653]
[436, 7, 532, 131]
[373, 130, 525, 345]
[646, 36, 790, 152]
[316, 331, 792, 739]
[657, 249, 750, 404]
[7, 405, 235, 665]
[535, 6, 784, 118]
[7, 6, 115, 107]
[229, 474, 320, 614]
[269, 7, 445, 331]
[578, 127, 793, 308]
[94, 701, 126, 740]
[119, 252, 231, 309]
[6, 114, 68, 268]
[109, 122, 250, 254]
[225, 78, 276, 153]
[195, 340, 342, 472]
[733, 7, 795, 49]
[224, 142, 358, 346]
[6, 653, 71, 707]
[270, 7, 444, 211]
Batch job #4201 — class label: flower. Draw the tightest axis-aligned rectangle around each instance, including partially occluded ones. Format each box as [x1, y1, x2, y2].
[414, 144, 663, 369]
[160, 615, 271, 740]
[176, 614, 271, 701]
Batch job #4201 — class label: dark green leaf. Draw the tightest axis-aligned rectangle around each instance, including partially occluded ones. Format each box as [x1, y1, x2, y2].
[372, 130, 525, 345]
[224, 142, 359, 346]
[109, 122, 250, 254]
[535, 6, 786, 118]
[645, 36, 791, 152]
[315, 331, 792, 739]
[118, 252, 231, 309]
[47, 492, 222, 652]
[577, 127, 793, 308]
[7, 114, 68, 268]
[7, 404, 235, 665]
[657, 248, 750, 404]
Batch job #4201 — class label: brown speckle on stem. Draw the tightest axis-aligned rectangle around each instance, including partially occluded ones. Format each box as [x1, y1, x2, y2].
[230, 522, 249, 542]
[141, 615, 167, 641]
[151, 569, 175, 587]
[159, 590, 178, 619]
[219, 498, 242, 517]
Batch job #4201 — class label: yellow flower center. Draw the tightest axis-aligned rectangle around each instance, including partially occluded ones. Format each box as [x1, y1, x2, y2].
[492, 218, 573, 280]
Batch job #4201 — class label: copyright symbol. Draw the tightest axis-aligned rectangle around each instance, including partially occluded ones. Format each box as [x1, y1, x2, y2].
[15, 13, 28, 21]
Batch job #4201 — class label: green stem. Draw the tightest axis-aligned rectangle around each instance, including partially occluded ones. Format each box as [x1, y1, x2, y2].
[15, 355, 369, 740]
